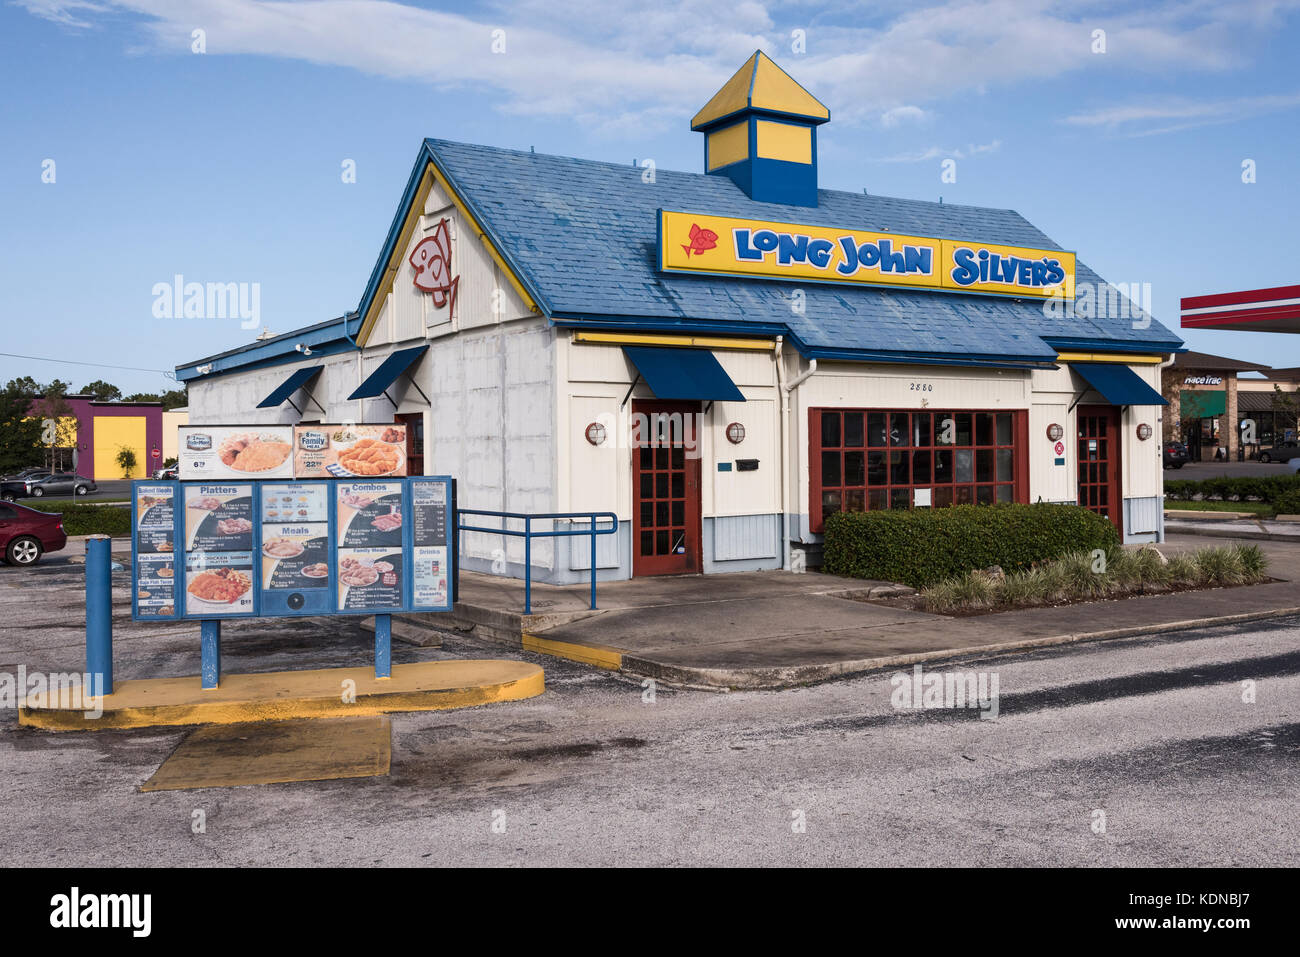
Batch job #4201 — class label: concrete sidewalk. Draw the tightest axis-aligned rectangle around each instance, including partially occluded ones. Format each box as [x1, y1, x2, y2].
[421, 533, 1300, 689]
[1164, 515, 1300, 541]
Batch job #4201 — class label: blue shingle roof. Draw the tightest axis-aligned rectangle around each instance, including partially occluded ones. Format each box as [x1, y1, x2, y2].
[424, 138, 1183, 362]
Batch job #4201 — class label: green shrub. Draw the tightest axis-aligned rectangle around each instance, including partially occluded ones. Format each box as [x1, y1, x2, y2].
[20, 502, 130, 537]
[1238, 544, 1268, 578]
[1164, 474, 1300, 504]
[1196, 546, 1245, 586]
[1271, 489, 1300, 515]
[824, 503, 1120, 587]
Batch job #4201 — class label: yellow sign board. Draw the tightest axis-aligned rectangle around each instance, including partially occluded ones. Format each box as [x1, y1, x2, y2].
[658, 210, 1076, 300]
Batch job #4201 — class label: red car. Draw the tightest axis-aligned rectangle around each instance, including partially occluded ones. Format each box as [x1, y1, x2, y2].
[0, 501, 66, 566]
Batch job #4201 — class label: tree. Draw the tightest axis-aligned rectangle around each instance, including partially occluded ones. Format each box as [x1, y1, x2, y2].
[159, 387, 187, 411]
[0, 380, 45, 475]
[115, 446, 138, 477]
[78, 379, 122, 401]
[29, 393, 80, 471]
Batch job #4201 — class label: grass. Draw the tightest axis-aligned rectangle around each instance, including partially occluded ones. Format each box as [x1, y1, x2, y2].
[1164, 500, 1274, 516]
[918, 544, 1269, 614]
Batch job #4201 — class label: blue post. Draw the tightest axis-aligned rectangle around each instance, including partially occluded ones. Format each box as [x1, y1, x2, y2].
[85, 535, 113, 697]
[200, 620, 221, 689]
[524, 516, 532, 615]
[590, 520, 597, 610]
[374, 614, 391, 679]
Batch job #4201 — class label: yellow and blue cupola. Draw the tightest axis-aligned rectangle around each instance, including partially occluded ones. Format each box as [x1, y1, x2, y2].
[692, 51, 830, 208]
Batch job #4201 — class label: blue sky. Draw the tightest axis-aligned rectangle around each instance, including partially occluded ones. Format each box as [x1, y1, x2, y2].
[2, 0, 1299, 396]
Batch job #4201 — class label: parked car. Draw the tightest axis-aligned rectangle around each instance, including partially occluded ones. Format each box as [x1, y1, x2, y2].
[152, 465, 179, 480]
[0, 501, 66, 566]
[1258, 441, 1300, 463]
[25, 472, 97, 497]
[0, 477, 34, 501]
[6, 467, 51, 481]
[1162, 441, 1190, 469]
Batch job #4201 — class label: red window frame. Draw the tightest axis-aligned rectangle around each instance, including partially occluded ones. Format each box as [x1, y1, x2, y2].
[809, 408, 1029, 533]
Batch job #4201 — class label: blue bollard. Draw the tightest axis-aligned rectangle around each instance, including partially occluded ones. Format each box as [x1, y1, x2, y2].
[374, 614, 391, 679]
[201, 620, 221, 689]
[85, 535, 113, 697]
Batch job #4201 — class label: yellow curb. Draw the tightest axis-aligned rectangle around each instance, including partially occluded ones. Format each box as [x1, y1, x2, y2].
[521, 632, 623, 670]
[18, 659, 544, 731]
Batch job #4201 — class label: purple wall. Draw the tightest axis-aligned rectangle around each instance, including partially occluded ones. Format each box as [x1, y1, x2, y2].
[32, 396, 164, 481]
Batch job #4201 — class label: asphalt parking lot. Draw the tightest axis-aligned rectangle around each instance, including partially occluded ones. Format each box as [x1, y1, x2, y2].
[0, 551, 1296, 866]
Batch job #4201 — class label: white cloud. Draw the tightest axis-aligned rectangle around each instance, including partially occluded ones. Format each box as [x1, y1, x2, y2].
[15, 0, 1300, 131]
[875, 140, 1001, 163]
[1063, 91, 1300, 135]
[880, 105, 927, 128]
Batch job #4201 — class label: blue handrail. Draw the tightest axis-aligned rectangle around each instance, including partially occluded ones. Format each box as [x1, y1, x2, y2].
[456, 510, 619, 614]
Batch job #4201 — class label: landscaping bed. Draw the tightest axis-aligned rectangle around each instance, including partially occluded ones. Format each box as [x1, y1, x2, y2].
[860, 544, 1270, 616]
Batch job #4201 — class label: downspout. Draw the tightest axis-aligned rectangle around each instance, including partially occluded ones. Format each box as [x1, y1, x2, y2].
[779, 349, 817, 570]
[775, 337, 788, 570]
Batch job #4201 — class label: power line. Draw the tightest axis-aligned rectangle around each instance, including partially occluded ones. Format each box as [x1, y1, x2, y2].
[0, 352, 175, 377]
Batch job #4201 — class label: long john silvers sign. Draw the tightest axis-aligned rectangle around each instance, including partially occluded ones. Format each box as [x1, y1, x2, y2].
[658, 209, 1077, 300]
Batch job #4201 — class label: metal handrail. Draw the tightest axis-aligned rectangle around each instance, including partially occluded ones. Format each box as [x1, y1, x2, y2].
[456, 510, 619, 614]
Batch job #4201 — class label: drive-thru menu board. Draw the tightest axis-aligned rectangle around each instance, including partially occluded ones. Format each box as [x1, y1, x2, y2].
[260, 482, 331, 616]
[131, 476, 454, 621]
[132, 484, 177, 619]
[411, 480, 450, 609]
[336, 481, 405, 612]
[182, 484, 255, 618]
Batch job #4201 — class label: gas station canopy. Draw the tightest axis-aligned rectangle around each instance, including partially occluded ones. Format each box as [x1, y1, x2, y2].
[1181, 284, 1300, 333]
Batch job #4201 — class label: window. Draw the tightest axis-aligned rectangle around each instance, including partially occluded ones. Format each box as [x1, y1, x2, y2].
[811, 408, 1025, 531]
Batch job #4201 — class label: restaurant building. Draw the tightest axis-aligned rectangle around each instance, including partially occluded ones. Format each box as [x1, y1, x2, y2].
[177, 52, 1184, 581]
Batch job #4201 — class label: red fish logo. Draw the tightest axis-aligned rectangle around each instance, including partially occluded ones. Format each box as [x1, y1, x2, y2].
[410, 217, 459, 312]
[682, 223, 718, 257]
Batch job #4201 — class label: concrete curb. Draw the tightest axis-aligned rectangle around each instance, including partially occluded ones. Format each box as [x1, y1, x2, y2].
[1165, 523, 1300, 543]
[615, 604, 1300, 691]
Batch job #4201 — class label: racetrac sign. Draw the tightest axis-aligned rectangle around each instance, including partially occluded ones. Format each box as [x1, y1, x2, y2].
[658, 210, 1076, 300]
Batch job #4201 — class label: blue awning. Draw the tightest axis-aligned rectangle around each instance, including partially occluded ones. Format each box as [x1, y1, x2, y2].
[1072, 362, 1167, 406]
[622, 346, 744, 402]
[347, 346, 429, 400]
[256, 366, 322, 408]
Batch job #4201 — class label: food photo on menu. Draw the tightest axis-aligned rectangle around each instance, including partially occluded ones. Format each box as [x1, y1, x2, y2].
[294, 424, 407, 479]
[337, 550, 403, 611]
[336, 481, 404, 549]
[184, 552, 254, 616]
[261, 525, 330, 591]
[134, 485, 175, 554]
[178, 426, 295, 480]
[183, 485, 254, 551]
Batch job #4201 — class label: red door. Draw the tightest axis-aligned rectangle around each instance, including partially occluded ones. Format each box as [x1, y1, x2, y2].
[632, 401, 702, 576]
[1076, 406, 1122, 535]
[394, 412, 424, 476]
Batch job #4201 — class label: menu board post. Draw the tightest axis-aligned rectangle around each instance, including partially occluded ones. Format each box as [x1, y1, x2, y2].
[200, 620, 221, 689]
[374, 614, 392, 679]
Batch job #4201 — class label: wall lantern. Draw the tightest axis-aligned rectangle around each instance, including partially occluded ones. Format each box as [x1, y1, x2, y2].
[1136, 423, 1153, 441]
[726, 422, 746, 445]
[584, 422, 607, 446]
[1046, 423, 1064, 442]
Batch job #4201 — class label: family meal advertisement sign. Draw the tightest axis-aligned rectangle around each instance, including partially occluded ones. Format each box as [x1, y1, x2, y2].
[657, 209, 1076, 300]
[178, 425, 407, 481]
